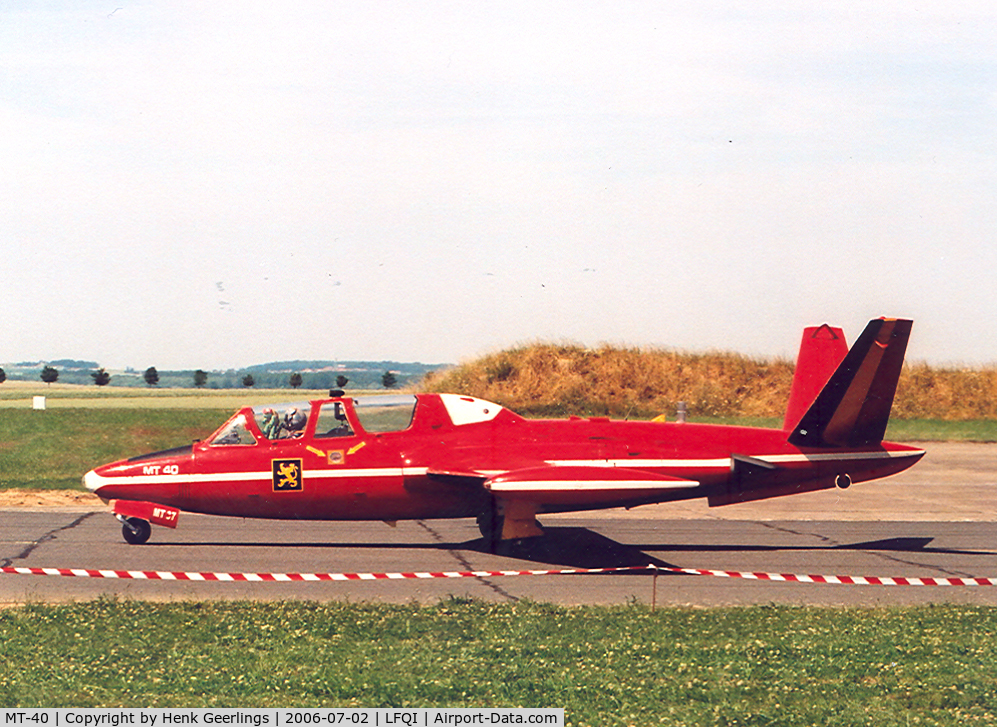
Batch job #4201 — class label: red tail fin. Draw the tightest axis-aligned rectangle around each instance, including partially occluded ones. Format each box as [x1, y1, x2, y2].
[788, 318, 912, 448]
[782, 324, 848, 432]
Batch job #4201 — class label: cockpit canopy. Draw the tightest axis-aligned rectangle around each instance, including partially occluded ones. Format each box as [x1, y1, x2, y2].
[206, 395, 419, 446]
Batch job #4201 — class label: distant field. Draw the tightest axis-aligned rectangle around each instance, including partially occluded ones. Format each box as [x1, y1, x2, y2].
[885, 419, 997, 442]
[694, 417, 997, 443]
[0, 390, 403, 490]
[0, 409, 225, 489]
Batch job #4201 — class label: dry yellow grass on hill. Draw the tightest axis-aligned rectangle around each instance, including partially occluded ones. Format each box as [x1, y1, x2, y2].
[423, 344, 796, 419]
[423, 343, 997, 421]
[894, 363, 997, 420]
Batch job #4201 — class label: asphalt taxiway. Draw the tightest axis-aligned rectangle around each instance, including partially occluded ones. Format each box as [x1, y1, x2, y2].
[2, 443, 995, 606]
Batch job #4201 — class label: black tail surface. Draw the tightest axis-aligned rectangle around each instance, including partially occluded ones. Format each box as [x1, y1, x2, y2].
[787, 318, 912, 448]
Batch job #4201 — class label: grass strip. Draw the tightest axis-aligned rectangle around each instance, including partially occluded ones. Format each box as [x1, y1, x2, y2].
[690, 417, 997, 442]
[0, 389, 333, 407]
[0, 599, 994, 724]
[0, 409, 223, 489]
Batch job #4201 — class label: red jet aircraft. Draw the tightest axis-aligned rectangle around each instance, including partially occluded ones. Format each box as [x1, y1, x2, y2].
[85, 318, 923, 548]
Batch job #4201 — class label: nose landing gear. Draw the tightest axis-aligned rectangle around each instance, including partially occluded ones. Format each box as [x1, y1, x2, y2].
[117, 515, 152, 545]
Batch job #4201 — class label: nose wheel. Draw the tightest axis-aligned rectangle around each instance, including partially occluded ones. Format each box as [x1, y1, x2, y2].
[118, 516, 152, 545]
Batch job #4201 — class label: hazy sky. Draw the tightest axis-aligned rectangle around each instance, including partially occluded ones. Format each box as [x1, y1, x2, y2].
[3, 2, 995, 370]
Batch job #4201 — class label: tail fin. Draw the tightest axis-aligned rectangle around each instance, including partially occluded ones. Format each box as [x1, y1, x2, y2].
[782, 324, 849, 431]
[787, 318, 912, 448]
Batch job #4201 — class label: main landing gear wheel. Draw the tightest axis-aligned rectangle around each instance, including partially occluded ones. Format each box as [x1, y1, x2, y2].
[476, 500, 544, 555]
[121, 517, 151, 545]
[476, 507, 503, 553]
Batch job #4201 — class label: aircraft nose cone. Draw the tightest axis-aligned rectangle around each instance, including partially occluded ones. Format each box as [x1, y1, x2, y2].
[83, 469, 105, 493]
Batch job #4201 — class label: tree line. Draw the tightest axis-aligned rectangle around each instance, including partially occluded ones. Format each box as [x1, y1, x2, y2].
[0, 365, 403, 390]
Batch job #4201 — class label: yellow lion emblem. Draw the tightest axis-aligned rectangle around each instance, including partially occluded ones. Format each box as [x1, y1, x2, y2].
[272, 459, 303, 491]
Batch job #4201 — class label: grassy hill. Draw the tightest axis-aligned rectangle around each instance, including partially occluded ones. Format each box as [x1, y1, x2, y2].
[5, 343, 997, 423]
[422, 343, 997, 422]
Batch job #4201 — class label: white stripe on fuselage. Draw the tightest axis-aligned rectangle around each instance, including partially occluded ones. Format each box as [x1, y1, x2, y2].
[545, 458, 730, 469]
[84, 467, 425, 492]
[546, 449, 925, 470]
[488, 479, 699, 492]
[755, 450, 924, 464]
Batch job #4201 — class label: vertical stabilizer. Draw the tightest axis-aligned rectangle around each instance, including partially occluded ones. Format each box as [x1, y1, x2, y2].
[788, 318, 912, 448]
[782, 324, 848, 431]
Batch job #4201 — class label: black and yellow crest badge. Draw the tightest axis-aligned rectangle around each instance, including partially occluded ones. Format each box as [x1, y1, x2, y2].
[272, 459, 303, 491]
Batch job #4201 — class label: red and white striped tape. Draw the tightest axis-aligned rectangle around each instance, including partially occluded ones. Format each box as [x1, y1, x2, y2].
[2, 564, 994, 586]
[0, 565, 640, 582]
[660, 566, 997, 587]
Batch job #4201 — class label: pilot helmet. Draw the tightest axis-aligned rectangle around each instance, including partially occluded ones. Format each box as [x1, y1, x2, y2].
[284, 406, 306, 430]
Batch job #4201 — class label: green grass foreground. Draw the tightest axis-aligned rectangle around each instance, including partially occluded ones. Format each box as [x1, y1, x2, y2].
[0, 600, 994, 724]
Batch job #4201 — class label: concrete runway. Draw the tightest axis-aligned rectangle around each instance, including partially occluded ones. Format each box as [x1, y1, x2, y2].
[2, 442, 995, 607]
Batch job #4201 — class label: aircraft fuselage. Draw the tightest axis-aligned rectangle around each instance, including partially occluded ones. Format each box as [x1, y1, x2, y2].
[85, 395, 923, 521]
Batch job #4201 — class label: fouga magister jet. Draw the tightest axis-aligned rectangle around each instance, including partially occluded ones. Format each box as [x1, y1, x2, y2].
[84, 318, 923, 548]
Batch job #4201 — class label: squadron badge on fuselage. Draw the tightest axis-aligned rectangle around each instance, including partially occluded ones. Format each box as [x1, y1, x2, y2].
[272, 459, 303, 491]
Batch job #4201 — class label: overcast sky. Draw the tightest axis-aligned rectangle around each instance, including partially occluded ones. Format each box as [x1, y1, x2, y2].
[3, 2, 995, 370]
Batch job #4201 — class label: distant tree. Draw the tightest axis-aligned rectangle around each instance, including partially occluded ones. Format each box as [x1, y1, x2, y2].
[193, 369, 208, 388]
[91, 368, 111, 386]
[381, 371, 397, 389]
[0, 368, 5, 384]
[40, 366, 59, 385]
[144, 366, 159, 386]
[242, 374, 255, 387]
[336, 375, 349, 389]
[289, 372, 303, 389]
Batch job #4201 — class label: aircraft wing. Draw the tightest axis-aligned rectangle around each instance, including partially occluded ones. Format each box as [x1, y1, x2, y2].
[426, 466, 491, 485]
[483, 465, 699, 507]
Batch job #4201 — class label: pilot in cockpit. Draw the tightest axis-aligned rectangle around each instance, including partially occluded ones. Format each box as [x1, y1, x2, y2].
[260, 408, 282, 439]
[283, 407, 307, 437]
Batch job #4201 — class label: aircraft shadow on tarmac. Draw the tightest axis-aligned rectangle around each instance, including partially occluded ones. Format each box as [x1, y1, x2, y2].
[626, 535, 994, 557]
[145, 526, 995, 571]
[469, 531, 996, 567]
[147, 527, 673, 571]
